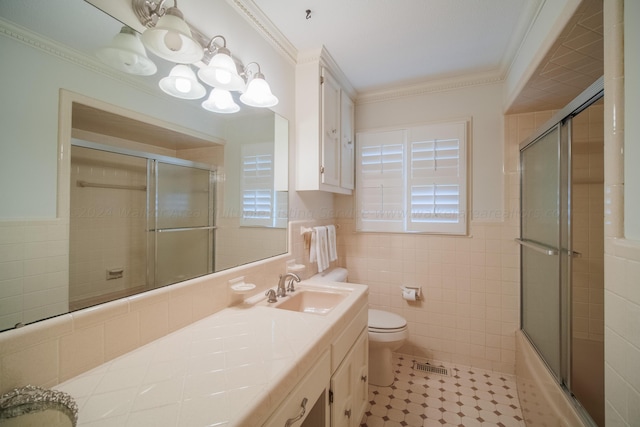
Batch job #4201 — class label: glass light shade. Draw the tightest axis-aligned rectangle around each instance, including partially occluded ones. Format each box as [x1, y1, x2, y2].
[202, 88, 240, 114]
[159, 64, 206, 99]
[240, 75, 278, 108]
[141, 7, 203, 64]
[197, 49, 245, 91]
[96, 27, 157, 76]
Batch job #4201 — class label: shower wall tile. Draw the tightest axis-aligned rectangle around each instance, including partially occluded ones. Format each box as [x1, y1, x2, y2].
[572, 101, 605, 342]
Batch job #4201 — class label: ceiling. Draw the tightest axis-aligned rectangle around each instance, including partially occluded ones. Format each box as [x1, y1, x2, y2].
[1, 0, 603, 114]
[247, 0, 543, 93]
[243, 0, 603, 112]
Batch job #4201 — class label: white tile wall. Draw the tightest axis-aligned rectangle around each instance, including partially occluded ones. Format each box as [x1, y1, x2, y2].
[0, 219, 69, 331]
[603, 1, 640, 425]
[337, 219, 520, 373]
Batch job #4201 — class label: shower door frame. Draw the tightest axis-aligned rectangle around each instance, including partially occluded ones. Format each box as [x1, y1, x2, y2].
[518, 77, 604, 426]
[71, 139, 217, 290]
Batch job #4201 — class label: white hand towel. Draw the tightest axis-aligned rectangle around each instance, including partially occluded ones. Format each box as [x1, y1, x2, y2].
[309, 228, 317, 263]
[327, 225, 337, 262]
[314, 226, 330, 272]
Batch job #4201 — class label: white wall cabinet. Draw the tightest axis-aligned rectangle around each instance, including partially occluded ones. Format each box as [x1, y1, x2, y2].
[296, 49, 356, 194]
[330, 329, 368, 427]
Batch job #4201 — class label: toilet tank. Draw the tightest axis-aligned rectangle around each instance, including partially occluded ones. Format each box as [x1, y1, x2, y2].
[310, 267, 348, 283]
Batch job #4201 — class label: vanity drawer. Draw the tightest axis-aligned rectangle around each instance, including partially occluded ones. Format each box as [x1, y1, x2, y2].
[263, 350, 330, 427]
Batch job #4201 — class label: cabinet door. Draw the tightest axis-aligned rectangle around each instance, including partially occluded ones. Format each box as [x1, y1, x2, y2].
[340, 92, 355, 190]
[331, 329, 368, 427]
[330, 354, 354, 427]
[321, 68, 341, 187]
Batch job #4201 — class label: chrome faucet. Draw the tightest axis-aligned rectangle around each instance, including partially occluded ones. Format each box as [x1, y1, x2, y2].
[277, 272, 300, 297]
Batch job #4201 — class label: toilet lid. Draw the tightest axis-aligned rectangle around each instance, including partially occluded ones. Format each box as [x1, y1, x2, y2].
[368, 309, 407, 330]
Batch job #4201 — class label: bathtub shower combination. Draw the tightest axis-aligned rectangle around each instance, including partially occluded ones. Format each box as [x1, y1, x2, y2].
[69, 141, 216, 311]
[518, 78, 604, 426]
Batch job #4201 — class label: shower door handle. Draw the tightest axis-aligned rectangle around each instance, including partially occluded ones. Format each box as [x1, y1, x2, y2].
[153, 226, 217, 232]
[515, 239, 558, 256]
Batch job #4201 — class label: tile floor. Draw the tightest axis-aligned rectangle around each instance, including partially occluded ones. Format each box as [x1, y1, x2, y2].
[360, 354, 525, 427]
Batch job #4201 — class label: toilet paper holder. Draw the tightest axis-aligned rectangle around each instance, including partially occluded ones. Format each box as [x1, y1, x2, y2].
[400, 285, 422, 301]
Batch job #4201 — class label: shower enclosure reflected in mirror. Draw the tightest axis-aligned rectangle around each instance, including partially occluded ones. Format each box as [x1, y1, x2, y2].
[0, 1, 289, 329]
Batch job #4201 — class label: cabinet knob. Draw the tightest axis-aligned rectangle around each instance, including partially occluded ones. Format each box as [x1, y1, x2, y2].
[344, 409, 352, 418]
[361, 375, 367, 382]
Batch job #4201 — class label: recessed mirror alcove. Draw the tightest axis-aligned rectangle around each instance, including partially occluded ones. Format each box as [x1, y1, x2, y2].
[0, 0, 289, 331]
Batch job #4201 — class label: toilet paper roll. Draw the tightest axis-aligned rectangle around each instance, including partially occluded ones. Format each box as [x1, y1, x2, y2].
[402, 289, 416, 301]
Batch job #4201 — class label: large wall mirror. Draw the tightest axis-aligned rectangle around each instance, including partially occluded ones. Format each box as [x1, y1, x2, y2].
[0, 0, 289, 331]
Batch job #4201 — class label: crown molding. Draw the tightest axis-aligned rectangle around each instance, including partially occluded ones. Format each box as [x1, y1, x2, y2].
[226, 0, 298, 66]
[355, 71, 505, 105]
[297, 46, 356, 99]
[0, 17, 160, 99]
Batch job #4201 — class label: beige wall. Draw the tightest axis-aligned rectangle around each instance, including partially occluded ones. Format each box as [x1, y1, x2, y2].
[334, 83, 531, 374]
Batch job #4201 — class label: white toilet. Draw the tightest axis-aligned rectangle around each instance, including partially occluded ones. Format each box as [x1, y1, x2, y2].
[311, 268, 408, 387]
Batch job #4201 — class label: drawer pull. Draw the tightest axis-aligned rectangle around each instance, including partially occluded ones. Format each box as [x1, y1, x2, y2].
[284, 397, 308, 427]
[345, 408, 352, 418]
[361, 375, 367, 382]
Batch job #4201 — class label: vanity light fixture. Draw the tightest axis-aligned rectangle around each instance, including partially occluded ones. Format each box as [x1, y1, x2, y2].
[240, 62, 279, 108]
[139, 2, 203, 64]
[159, 64, 206, 99]
[198, 36, 245, 92]
[202, 88, 240, 114]
[96, 26, 157, 76]
[129, 0, 279, 112]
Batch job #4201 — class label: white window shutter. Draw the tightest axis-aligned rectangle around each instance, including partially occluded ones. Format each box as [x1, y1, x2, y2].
[408, 122, 467, 234]
[356, 122, 468, 235]
[241, 142, 275, 227]
[356, 130, 406, 232]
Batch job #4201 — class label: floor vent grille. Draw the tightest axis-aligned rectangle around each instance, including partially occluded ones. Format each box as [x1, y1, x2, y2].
[413, 362, 449, 376]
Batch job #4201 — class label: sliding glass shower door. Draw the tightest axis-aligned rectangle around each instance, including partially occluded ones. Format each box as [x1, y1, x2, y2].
[520, 125, 563, 379]
[519, 78, 604, 427]
[70, 142, 216, 309]
[153, 161, 215, 287]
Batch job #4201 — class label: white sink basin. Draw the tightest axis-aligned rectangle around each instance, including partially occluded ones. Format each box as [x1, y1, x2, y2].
[272, 289, 348, 315]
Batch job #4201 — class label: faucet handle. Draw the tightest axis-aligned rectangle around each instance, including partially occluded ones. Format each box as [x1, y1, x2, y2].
[265, 289, 277, 303]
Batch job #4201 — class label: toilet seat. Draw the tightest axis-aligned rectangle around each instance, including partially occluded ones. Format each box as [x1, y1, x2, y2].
[368, 309, 407, 332]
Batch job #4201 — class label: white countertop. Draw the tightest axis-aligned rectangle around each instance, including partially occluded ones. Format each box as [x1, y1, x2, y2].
[57, 281, 368, 426]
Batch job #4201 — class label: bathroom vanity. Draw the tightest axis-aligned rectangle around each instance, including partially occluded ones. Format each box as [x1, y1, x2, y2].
[55, 281, 368, 426]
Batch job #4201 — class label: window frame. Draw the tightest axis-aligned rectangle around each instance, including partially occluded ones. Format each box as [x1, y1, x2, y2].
[355, 120, 469, 235]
